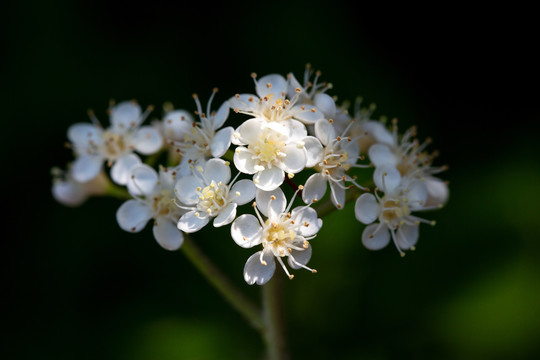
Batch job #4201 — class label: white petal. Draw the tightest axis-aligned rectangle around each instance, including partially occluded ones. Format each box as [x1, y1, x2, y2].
[362, 223, 390, 250]
[244, 250, 276, 285]
[162, 110, 194, 140]
[233, 147, 258, 174]
[256, 187, 286, 219]
[127, 164, 158, 197]
[373, 165, 401, 194]
[235, 118, 266, 145]
[174, 175, 204, 205]
[153, 217, 184, 250]
[425, 176, 449, 207]
[291, 105, 324, 125]
[111, 101, 143, 130]
[280, 144, 306, 174]
[302, 173, 327, 204]
[291, 207, 322, 237]
[111, 154, 141, 186]
[231, 214, 263, 248]
[213, 202, 237, 227]
[228, 93, 259, 112]
[116, 200, 152, 232]
[303, 136, 323, 168]
[284, 119, 308, 140]
[204, 158, 231, 185]
[362, 120, 394, 146]
[52, 179, 87, 207]
[134, 126, 163, 155]
[329, 180, 346, 209]
[256, 74, 287, 98]
[230, 179, 256, 205]
[67, 123, 103, 149]
[177, 211, 210, 233]
[314, 93, 336, 118]
[405, 180, 428, 210]
[213, 101, 230, 129]
[355, 193, 380, 224]
[288, 242, 312, 270]
[286, 72, 303, 98]
[396, 224, 419, 250]
[71, 154, 103, 183]
[253, 167, 284, 191]
[211, 126, 233, 158]
[368, 144, 397, 167]
[314, 119, 336, 146]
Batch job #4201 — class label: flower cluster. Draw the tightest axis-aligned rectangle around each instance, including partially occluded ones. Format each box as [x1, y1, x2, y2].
[52, 66, 449, 285]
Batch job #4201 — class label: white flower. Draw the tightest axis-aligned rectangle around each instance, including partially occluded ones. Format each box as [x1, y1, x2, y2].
[354, 175, 436, 256]
[231, 187, 322, 285]
[116, 164, 184, 251]
[302, 119, 368, 209]
[228, 73, 325, 125]
[174, 158, 256, 233]
[164, 89, 233, 174]
[368, 121, 449, 207]
[67, 101, 163, 184]
[232, 118, 315, 191]
[51, 166, 109, 207]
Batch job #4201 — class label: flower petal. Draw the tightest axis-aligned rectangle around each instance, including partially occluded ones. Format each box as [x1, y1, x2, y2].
[373, 165, 401, 194]
[233, 147, 257, 174]
[396, 224, 419, 250]
[204, 158, 231, 185]
[116, 200, 152, 233]
[111, 154, 141, 186]
[253, 167, 284, 191]
[405, 180, 428, 210]
[425, 176, 449, 207]
[291, 105, 323, 125]
[256, 187, 286, 219]
[362, 223, 390, 250]
[213, 101, 230, 129]
[111, 101, 142, 130]
[230, 179, 256, 205]
[67, 123, 103, 149]
[52, 179, 87, 207]
[303, 136, 323, 168]
[302, 173, 327, 204]
[231, 214, 263, 248]
[288, 242, 312, 270]
[291, 207, 322, 237]
[314, 93, 336, 118]
[368, 144, 397, 167]
[162, 110, 194, 140]
[329, 180, 346, 209]
[153, 217, 184, 250]
[127, 164, 158, 197]
[228, 93, 258, 112]
[213, 202, 237, 227]
[134, 126, 163, 155]
[355, 193, 380, 224]
[235, 118, 266, 145]
[211, 126, 233, 158]
[71, 154, 103, 183]
[256, 74, 287, 98]
[177, 211, 210, 233]
[174, 175, 204, 205]
[244, 250, 276, 285]
[280, 144, 306, 174]
[314, 119, 336, 146]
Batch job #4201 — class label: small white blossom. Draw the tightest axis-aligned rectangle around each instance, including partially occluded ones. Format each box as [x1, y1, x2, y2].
[51, 166, 109, 207]
[67, 101, 163, 184]
[232, 118, 312, 191]
[164, 90, 233, 174]
[175, 158, 256, 233]
[117, 164, 184, 251]
[302, 119, 368, 208]
[229, 73, 325, 125]
[231, 187, 322, 285]
[354, 175, 437, 256]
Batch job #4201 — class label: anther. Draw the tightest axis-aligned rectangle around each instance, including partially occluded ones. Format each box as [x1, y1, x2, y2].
[270, 195, 276, 200]
[298, 185, 304, 190]
[311, 269, 318, 274]
[289, 275, 294, 280]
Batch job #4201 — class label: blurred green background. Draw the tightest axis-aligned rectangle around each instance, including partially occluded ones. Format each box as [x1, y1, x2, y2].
[4, 1, 540, 359]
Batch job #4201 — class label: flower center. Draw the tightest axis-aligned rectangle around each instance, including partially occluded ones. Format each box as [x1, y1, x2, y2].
[152, 189, 175, 216]
[263, 219, 296, 257]
[249, 135, 285, 164]
[380, 197, 410, 229]
[196, 181, 229, 216]
[102, 130, 129, 159]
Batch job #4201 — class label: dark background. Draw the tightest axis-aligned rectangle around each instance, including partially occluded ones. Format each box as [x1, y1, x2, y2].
[4, 1, 540, 359]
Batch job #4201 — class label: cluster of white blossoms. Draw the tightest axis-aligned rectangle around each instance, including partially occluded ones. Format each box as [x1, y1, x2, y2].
[52, 66, 449, 285]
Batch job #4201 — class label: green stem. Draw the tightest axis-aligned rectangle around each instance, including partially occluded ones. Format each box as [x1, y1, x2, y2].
[262, 275, 289, 360]
[181, 236, 264, 332]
